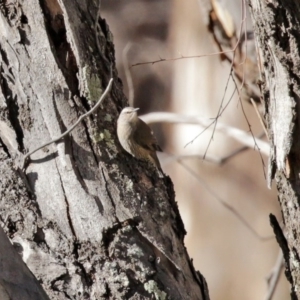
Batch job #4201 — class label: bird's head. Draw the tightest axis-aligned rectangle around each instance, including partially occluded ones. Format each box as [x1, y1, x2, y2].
[118, 107, 140, 124]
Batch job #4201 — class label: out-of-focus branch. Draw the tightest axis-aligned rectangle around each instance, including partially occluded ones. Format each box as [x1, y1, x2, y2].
[122, 42, 135, 106]
[141, 112, 270, 156]
[264, 251, 284, 300]
[175, 157, 273, 241]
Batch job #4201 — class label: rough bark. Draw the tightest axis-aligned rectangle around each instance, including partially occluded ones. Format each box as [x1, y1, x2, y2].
[0, 226, 50, 300]
[0, 0, 209, 299]
[247, 0, 300, 298]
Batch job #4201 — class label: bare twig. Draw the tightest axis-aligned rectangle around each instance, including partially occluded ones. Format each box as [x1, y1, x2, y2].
[201, 61, 236, 158]
[140, 112, 270, 156]
[231, 74, 267, 177]
[264, 251, 284, 300]
[132, 49, 236, 67]
[22, 78, 113, 167]
[131, 11, 245, 69]
[199, 2, 248, 159]
[251, 98, 268, 138]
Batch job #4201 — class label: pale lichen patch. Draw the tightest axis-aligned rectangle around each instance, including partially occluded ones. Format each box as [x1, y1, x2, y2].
[125, 179, 134, 192]
[81, 65, 103, 103]
[144, 280, 167, 300]
[104, 114, 113, 122]
[127, 243, 143, 258]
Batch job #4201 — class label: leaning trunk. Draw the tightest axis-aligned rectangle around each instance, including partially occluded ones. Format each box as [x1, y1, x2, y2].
[0, 0, 208, 299]
[248, 1, 300, 298]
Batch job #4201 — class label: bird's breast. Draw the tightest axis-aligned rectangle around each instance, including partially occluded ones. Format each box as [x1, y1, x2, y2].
[117, 121, 137, 154]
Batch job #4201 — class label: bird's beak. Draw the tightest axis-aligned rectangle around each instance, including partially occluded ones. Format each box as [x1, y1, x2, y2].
[133, 108, 140, 111]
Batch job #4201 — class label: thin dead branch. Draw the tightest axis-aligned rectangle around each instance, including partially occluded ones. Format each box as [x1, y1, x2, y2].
[131, 49, 236, 67]
[251, 98, 268, 138]
[231, 73, 266, 177]
[122, 42, 135, 106]
[21, 78, 113, 169]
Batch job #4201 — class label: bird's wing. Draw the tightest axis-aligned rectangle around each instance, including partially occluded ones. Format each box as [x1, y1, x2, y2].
[133, 118, 162, 152]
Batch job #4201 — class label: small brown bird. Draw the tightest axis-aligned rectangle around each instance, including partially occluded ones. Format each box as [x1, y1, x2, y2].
[117, 107, 163, 175]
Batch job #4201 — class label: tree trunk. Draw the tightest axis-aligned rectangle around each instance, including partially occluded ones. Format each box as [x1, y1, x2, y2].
[247, 0, 300, 298]
[0, 225, 50, 300]
[0, 0, 209, 299]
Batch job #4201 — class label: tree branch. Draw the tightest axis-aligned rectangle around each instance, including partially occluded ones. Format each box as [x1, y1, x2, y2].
[140, 112, 270, 155]
[21, 78, 113, 169]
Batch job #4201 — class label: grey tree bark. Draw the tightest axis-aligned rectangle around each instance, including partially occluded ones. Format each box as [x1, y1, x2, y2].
[0, 0, 209, 299]
[247, 0, 300, 299]
[0, 225, 50, 300]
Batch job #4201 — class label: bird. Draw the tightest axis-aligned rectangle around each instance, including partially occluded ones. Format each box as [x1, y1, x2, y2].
[117, 107, 163, 176]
